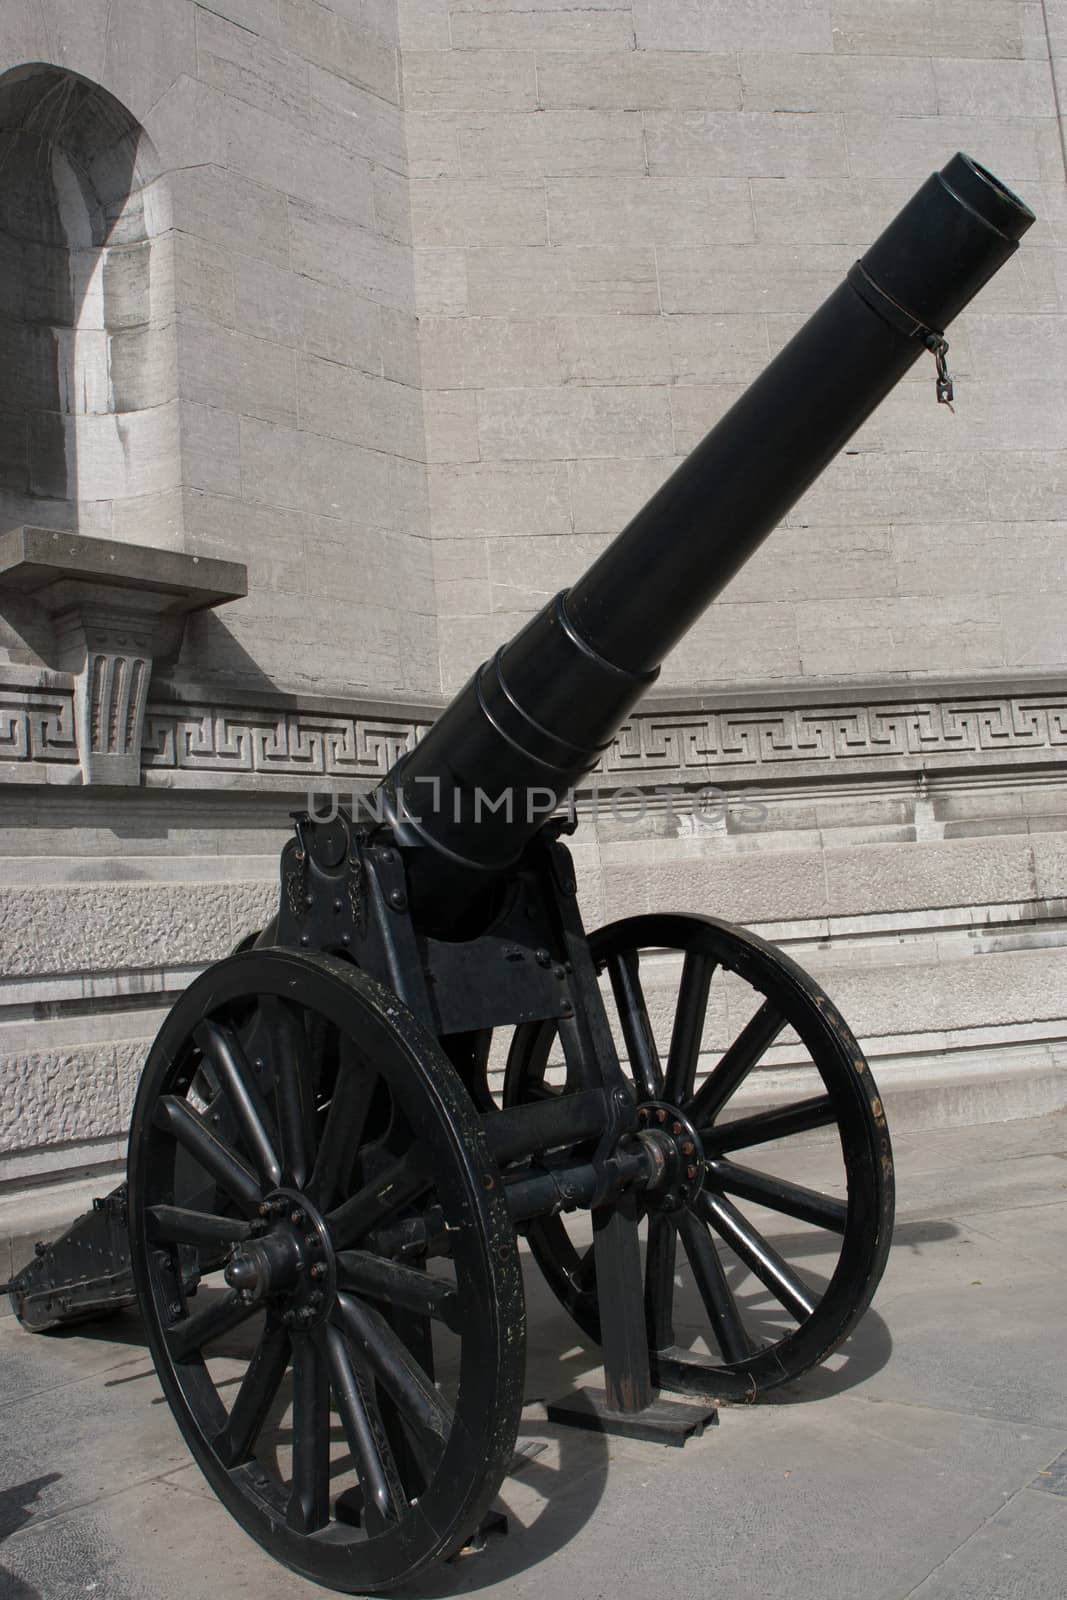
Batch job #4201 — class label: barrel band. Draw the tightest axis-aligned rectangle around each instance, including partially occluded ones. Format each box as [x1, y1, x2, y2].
[847, 260, 941, 343]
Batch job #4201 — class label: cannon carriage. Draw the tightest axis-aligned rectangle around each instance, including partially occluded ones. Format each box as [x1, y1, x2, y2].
[9, 155, 1034, 1594]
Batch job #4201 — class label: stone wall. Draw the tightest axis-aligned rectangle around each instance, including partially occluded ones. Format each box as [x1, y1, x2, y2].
[0, 0, 1065, 1226]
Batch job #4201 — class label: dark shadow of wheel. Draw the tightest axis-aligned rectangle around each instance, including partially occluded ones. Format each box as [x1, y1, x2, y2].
[128, 948, 525, 1594]
[504, 913, 894, 1402]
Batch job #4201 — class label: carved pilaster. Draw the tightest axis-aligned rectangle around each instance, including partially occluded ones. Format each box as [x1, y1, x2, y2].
[0, 528, 246, 786]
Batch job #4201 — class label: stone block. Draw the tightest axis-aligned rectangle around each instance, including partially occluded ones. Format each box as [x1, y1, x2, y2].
[658, 600, 804, 689]
[634, 0, 833, 52]
[193, 0, 281, 35]
[467, 246, 659, 315]
[195, 6, 311, 126]
[665, 314, 770, 384]
[289, 200, 413, 311]
[305, 524, 435, 614]
[729, 523, 896, 603]
[658, 242, 851, 315]
[537, 49, 741, 110]
[750, 176, 918, 245]
[428, 461, 573, 537]
[178, 321, 297, 428]
[403, 48, 538, 111]
[601, 843, 829, 925]
[433, 537, 489, 584]
[795, 592, 1004, 679]
[65, 404, 183, 502]
[667, 384, 748, 453]
[373, 168, 412, 246]
[279, 0, 399, 103]
[844, 113, 1058, 184]
[1032, 832, 1067, 899]
[232, 257, 299, 347]
[965, 314, 1067, 384]
[890, 521, 1067, 599]
[423, 391, 480, 463]
[931, 56, 1056, 118]
[307, 64, 405, 169]
[409, 178, 548, 247]
[546, 175, 756, 248]
[438, 610, 522, 689]
[999, 594, 1067, 672]
[0, 1041, 129, 1151]
[646, 110, 848, 180]
[180, 402, 242, 499]
[791, 448, 992, 526]
[741, 50, 935, 112]
[567, 456, 680, 533]
[487, 531, 608, 611]
[985, 450, 1067, 521]
[169, 165, 290, 270]
[297, 355, 422, 459]
[477, 386, 674, 462]
[414, 249, 469, 316]
[101, 0, 197, 122]
[827, 947, 1067, 1038]
[449, 2, 635, 49]
[458, 111, 647, 178]
[405, 112, 464, 179]
[558, 315, 671, 384]
[183, 487, 307, 593]
[170, 231, 236, 329]
[239, 416, 413, 528]
[295, 277, 382, 370]
[418, 317, 563, 389]
[434, 575, 493, 617]
[398, 0, 451, 48]
[825, 836, 1036, 918]
[380, 307, 421, 387]
[0, 881, 243, 974]
[830, 0, 1025, 58]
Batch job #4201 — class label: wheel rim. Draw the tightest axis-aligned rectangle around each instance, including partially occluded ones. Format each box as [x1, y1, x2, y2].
[129, 949, 525, 1593]
[504, 913, 894, 1401]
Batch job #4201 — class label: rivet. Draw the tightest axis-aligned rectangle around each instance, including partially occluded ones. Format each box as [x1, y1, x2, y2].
[687, 1166, 697, 1181]
[672, 1121, 683, 1135]
[638, 1107, 650, 1122]
[333, 898, 343, 913]
[291, 1209, 305, 1225]
[656, 1109, 667, 1124]
[681, 1141, 695, 1156]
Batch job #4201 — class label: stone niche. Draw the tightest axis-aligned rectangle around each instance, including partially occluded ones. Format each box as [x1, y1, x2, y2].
[0, 527, 246, 785]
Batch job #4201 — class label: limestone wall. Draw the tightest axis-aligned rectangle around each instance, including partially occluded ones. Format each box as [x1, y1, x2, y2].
[0, 0, 1065, 1226]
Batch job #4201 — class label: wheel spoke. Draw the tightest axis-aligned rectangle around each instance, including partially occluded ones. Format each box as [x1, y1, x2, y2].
[706, 1157, 847, 1234]
[676, 1209, 754, 1365]
[308, 1037, 377, 1212]
[261, 995, 314, 1189]
[195, 1020, 282, 1189]
[336, 1252, 460, 1332]
[663, 951, 715, 1105]
[288, 1334, 331, 1534]
[326, 1151, 432, 1252]
[702, 1094, 837, 1155]
[696, 1191, 817, 1322]
[606, 950, 662, 1101]
[644, 1214, 677, 1351]
[574, 1243, 596, 1292]
[154, 1096, 262, 1213]
[336, 1292, 452, 1452]
[217, 1321, 291, 1466]
[167, 1288, 260, 1361]
[147, 1205, 252, 1249]
[324, 1322, 403, 1524]
[688, 1000, 786, 1127]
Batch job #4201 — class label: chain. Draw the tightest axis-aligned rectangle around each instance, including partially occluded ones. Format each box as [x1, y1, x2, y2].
[924, 332, 954, 410]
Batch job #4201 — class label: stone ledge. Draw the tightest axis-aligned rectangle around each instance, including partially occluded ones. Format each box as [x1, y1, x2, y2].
[0, 529, 247, 785]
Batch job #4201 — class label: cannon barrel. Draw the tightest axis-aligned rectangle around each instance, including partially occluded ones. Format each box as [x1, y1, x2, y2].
[382, 154, 1034, 929]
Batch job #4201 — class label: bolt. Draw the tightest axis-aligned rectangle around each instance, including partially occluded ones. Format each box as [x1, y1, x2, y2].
[553, 965, 565, 980]
[535, 948, 551, 967]
[304, 894, 314, 908]
[681, 1141, 695, 1157]
[309, 1291, 323, 1308]
[638, 1107, 650, 1122]
[259, 1203, 270, 1217]
[687, 1166, 697, 1181]
[341, 933, 351, 946]
[295, 850, 305, 864]
[388, 888, 407, 911]
[310, 1262, 326, 1278]
[560, 999, 573, 1016]
[282, 1309, 296, 1327]
[300, 935, 309, 947]
[333, 898, 343, 913]
[672, 1121, 683, 1135]
[305, 1234, 319, 1249]
[169, 1302, 182, 1318]
[291, 1208, 306, 1226]
[482, 1173, 495, 1190]
[656, 1109, 667, 1124]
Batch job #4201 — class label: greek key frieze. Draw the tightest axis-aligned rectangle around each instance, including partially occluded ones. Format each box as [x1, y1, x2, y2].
[142, 706, 431, 779]
[0, 688, 78, 764]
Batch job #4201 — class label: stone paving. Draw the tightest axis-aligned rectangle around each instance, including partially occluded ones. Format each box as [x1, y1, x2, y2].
[1, 1112, 1065, 1600]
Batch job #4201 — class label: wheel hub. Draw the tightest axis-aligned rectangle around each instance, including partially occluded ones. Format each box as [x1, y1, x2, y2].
[634, 1101, 705, 1211]
[224, 1186, 336, 1331]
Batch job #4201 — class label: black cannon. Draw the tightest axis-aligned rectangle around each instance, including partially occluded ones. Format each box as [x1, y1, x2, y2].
[9, 156, 1034, 1593]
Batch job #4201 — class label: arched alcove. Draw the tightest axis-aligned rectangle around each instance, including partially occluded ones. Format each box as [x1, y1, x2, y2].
[0, 64, 179, 546]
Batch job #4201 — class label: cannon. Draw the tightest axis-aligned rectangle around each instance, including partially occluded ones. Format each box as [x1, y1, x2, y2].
[9, 156, 1034, 1593]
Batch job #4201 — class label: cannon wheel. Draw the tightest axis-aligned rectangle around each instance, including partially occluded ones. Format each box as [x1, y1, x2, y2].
[128, 948, 525, 1594]
[504, 913, 894, 1401]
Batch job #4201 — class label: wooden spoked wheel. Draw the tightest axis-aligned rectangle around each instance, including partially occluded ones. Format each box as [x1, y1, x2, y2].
[128, 949, 525, 1594]
[504, 914, 894, 1401]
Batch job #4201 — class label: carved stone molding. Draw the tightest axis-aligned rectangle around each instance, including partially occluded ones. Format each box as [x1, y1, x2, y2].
[0, 528, 246, 785]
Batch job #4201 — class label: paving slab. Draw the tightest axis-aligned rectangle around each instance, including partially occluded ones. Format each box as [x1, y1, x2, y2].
[0, 1114, 1064, 1600]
